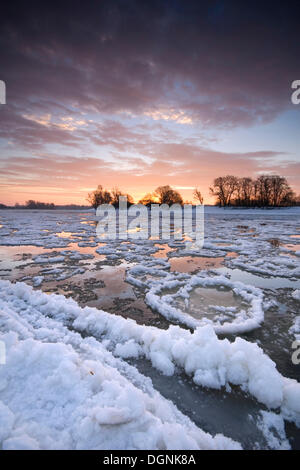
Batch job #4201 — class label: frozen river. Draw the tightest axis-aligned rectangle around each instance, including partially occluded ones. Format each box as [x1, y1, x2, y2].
[0, 207, 299, 450]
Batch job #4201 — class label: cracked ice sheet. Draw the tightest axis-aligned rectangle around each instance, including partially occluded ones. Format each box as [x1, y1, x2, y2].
[166, 207, 300, 279]
[0, 280, 299, 434]
[1, 207, 300, 278]
[0, 210, 97, 248]
[1, 207, 300, 335]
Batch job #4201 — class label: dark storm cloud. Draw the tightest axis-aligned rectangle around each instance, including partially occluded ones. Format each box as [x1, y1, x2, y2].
[0, 0, 299, 128]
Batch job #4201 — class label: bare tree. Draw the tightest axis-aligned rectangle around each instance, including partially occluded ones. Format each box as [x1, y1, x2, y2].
[256, 176, 272, 206]
[226, 175, 239, 205]
[240, 177, 254, 206]
[154, 185, 183, 205]
[111, 187, 134, 207]
[87, 185, 112, 209]
[125, 193, 134, 206]
[210, 174, 295, 207]
[193, 188, 203, 204]
[269, 175, 290, 206]
[210, 177, 227, 206]
[138, 193, 157, 206]
[209, 176, 238, 206]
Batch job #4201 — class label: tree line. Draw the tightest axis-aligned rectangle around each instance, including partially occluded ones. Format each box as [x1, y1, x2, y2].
[209, 175, 299, 207]
[1, 176, 299, 210]
[87, 185, 204, 209]
[0, 201, 90, 210]
[88, 176, 300, 209]
[87, 186, 134, 209]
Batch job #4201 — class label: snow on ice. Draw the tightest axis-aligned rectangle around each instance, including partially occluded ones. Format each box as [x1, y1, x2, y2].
[0, 279, 299, 447]
[0, 207, 300, 450]
[0, 280, 241, 450]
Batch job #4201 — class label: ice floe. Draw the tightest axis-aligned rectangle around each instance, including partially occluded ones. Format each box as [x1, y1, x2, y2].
[144, 273, 264, 334]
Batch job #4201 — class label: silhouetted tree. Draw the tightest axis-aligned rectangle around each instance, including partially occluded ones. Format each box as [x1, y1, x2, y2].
[87, 185, 112, 209]
[138, 193, 157, 207]
[193, 188, 203, 204]
[210, 175, 238, 206]
[25, 200, 55, 209]
[111, 187, 134, 207]
[154, 185, 183, 205]
[87, 185, 134, 209]
[240, 177, 254, 206]
[210, 174, 296, 207]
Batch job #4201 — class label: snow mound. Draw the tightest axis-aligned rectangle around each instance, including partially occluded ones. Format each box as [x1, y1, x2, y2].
[0, 332, 242, 450]
[0, 280, 299, 430]
[0, 285, 241, 450]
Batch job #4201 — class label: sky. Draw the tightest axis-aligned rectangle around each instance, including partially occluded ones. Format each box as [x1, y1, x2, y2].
[0, 0, 299, 205]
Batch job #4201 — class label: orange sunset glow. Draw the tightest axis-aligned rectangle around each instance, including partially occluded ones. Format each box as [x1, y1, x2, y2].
[1, 1, 300, 455]
[0, 2, 299, 207]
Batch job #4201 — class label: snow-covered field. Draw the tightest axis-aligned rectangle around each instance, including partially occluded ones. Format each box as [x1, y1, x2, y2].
[0, 207, 299, 450]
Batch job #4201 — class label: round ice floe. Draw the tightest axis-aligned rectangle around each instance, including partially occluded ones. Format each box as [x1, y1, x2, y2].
[145, 274, 265, 334]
